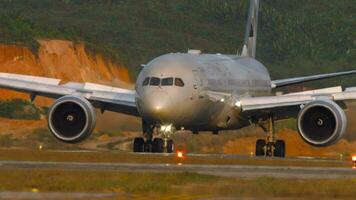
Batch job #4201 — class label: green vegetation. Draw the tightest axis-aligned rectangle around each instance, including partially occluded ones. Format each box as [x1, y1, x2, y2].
[0, 0, 354, 85]
[0, 99, 42, 120]
[173, 129, 263, 152]
[0, 134, 18, 147]
[0, 128, 81, 150]
[1, 169, 356, 198]
[276, 118, 297, 130]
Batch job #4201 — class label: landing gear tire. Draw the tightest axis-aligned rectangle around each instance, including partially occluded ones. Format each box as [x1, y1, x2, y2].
[255, 114, 286, 157]
[255, 139, 286, 157]
[138, 120, 175, 153]
[167, 139, 174, 153]
[274, 140, 285, 157]
[152, 138, 164, 153]
[255, 139, 266, 156]
[133, 137, 145, 152]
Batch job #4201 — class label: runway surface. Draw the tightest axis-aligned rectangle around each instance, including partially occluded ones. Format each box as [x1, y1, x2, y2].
[1, 160, 356, 179]
[0, 192, 118, 200]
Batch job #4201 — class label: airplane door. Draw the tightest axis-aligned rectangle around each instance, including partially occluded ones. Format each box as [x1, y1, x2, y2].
[191, 68, 207, 125]
[191, 68, 204, 101]
[192, 69, 203, 91]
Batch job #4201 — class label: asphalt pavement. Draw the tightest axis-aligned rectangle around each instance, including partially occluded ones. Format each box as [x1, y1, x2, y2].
[1, 160, 356, 179]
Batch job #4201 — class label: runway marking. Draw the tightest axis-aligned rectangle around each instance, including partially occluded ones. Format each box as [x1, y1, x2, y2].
[0, 160, 355, 179]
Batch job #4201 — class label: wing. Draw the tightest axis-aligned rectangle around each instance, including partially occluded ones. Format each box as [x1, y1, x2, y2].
[0, 72, 139, 116]
[200, 86, 356, 120]
[271, 70, 356, 88]
[234, 86, 356, 121]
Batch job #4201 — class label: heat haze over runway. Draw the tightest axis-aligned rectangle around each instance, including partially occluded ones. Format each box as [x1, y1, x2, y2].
[1, 151, 356, 179]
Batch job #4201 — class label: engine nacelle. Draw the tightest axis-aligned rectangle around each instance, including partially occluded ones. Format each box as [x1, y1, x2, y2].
[48, 95, 96, 143]
[297, 100, 347, 146]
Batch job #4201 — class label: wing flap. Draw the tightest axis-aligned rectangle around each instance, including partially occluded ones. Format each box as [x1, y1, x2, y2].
[239, 87, 356, 113]
[283, 86, 342, 96]
[0, 77, 74, 98]
[0, 72, 61, 85]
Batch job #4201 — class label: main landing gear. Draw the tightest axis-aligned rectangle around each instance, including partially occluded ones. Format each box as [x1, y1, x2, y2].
[255, 114, 286, 157]
[133, 120, 174, 153]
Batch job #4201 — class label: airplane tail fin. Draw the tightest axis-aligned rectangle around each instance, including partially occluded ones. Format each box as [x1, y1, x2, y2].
[241, 0, 260, 58]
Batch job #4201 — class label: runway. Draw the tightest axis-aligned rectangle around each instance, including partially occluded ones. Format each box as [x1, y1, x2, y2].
[0, 192, 118, 200]
[1, 160, 356, 179]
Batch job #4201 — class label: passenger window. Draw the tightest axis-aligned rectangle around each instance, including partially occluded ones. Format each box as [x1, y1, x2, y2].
[175, 78, 184, 87]
[142, 77, 149, 86]
[161, 77, 173, 86]
[150, 77, 160, 86]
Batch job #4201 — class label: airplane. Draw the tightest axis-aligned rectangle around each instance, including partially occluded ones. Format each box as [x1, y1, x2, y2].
[0, 0, 355, 157]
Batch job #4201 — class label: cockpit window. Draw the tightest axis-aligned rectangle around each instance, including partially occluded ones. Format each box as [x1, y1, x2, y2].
[161, 77, 173, 86]
[175, 78, 184, 87]
[150, 77, 160, 86]
[142, 77, 149, 86]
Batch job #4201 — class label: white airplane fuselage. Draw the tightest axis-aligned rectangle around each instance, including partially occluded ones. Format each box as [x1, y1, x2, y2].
[135, 52, 271, 131]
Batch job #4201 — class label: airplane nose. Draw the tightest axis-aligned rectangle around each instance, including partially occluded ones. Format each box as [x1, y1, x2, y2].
[143, 91, 172, 120]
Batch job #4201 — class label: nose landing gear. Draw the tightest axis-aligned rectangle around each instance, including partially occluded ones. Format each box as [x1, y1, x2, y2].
[133, 120, 174, 153]
[255, 114, 286, 157]
[158, 124, 174, 153]
[151, 137, 174, 153]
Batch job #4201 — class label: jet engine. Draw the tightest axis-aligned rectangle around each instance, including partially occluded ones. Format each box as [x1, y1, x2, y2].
[297, 100, 347, 146]
[47, 95, 96, 143]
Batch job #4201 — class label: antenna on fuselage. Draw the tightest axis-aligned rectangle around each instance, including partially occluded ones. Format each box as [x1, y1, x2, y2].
[241, 0, 259, 58]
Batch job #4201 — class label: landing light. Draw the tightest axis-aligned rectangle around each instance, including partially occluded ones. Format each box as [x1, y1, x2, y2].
[176, 150, 185, 159]
[352, 155, 356, 169]
[31, 188, 39, 193]
[352, 155, 356, 162]
[160, 124, 172, 132]
[235, 101, 241, 107]
[177, 151, 183, 158]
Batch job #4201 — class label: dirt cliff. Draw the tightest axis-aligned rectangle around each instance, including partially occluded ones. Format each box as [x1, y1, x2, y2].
[0, 39, 131, 104]
[0, 40, 141, 136]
